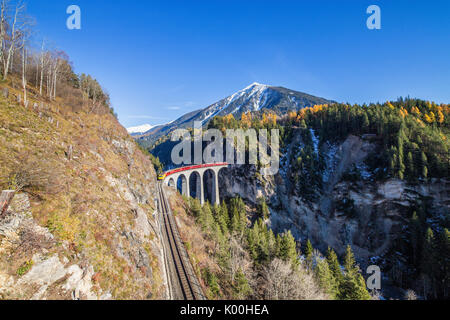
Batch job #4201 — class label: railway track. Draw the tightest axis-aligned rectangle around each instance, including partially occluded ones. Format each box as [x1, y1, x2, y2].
[157, 183, 205, 300]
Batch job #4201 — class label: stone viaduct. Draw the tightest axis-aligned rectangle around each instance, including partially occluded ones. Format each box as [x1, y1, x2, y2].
[162, 163, 228, 206]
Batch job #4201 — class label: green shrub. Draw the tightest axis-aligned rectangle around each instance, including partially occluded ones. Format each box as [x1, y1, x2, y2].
[17, 260, 34, 277]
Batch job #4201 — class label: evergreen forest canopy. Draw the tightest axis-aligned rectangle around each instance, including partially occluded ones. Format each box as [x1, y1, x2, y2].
[203, 98, 449, 299]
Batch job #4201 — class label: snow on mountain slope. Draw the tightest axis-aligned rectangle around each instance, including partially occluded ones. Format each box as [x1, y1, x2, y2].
[127, 124, 156, 135]
[196, 82, 333, 125]
[200, 83, 270, 124]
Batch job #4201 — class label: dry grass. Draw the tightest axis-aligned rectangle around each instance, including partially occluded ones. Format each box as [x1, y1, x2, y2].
[0, 80, 163, 300]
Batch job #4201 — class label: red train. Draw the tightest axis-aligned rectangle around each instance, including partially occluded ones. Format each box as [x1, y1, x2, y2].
[158, 163, 228, 180]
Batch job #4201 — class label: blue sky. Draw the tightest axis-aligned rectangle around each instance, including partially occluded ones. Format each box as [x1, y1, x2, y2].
[26, 0, 450, 128]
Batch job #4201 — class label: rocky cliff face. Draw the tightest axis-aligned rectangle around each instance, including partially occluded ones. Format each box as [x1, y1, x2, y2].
[218, 134, 449, 271]
[0, 89, 167, 300]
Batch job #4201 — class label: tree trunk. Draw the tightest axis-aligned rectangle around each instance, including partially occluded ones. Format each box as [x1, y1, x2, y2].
[21, 44, 27, 106]
[39, 40, 44, 95]
[0, 0, 6, 77]
[52, 60, 59, 100]
[2, 5, 19, 80]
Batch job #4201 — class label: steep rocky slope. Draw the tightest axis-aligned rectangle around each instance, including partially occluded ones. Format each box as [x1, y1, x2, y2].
[0, 85, 168, 300]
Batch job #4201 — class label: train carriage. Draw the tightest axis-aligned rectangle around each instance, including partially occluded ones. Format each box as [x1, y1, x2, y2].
[159, 163, 228, 181]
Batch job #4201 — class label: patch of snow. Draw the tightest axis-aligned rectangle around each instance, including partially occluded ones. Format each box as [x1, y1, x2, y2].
[201, 102, 228, 125]
[322, 142, 339, 183]
[257, 89, 270, 111]
[310, 129, 319, 157]
[356, 162, 372, 180]
[201, 83, 270, 124]
[127, 124, 156, 135]
[370, 256, 381, 264]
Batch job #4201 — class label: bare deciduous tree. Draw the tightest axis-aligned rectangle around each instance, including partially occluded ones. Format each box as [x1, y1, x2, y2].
[0, 1, 112, 115]
[263, 258, 328, 300]
[1, 0, 28, 80]
[0, 0, 8, 68]
[228, 236, 252, 283]
[39, 38, 45, 95]
[20, 36, 26, 104]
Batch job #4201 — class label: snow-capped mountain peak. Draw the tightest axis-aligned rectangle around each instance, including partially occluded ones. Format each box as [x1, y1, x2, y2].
[199, 83, 272, 124]
[246, 82, 268, 89]
[127, 124, 155, 135]
[137, 83, 334, 145]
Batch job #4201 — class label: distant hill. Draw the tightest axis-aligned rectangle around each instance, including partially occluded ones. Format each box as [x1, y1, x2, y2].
[127, 124, 160, 136]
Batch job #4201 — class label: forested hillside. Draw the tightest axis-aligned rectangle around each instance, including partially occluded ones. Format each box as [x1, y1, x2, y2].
[169, 190, 371, 300]
[197, 99, 449, 299]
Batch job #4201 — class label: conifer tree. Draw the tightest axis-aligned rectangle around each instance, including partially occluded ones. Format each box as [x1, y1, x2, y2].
[339, 246, 371, 300]
[213, 222, 226, 250]
[315, 258, 338, 299]
[343, 245, 358, 275]
[203, 268, 221, 298]
[299, 119, 307, 129]
[214, 203, 229, 235]
[190, 198, 202, 218]
[248, 219, 272, 264]
[339, 245, 371, 300]
[258, 197, 270, 220]
[421, 151, 428, 179]
[422, 166, 428, 180]
[434, 228, 449, 297]
[362, 113, 370, 131]
[267, 229, 277, 260]
[199, 203, 215, 232]
[248, 221, 262, 262]
[406, 151, 415, 179]
[304, 239, 314, 270]
[233, 269, 252, 299]
[229, 198, 247, 237]
[326, 247, 343, 286]
[409, 211, 422, 265]
[339, 272, 371, 300]
[421, 228, 437, 298]
[230, 208, 241, 233]
[278, 231, 298, 266]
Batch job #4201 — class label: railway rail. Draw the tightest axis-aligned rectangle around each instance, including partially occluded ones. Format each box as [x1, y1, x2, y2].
[157, 183, 205, 300]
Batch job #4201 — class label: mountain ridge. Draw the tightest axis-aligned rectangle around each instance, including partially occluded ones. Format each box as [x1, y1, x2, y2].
[127, 124, 160, 136]
[137, 83, 334, 147]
